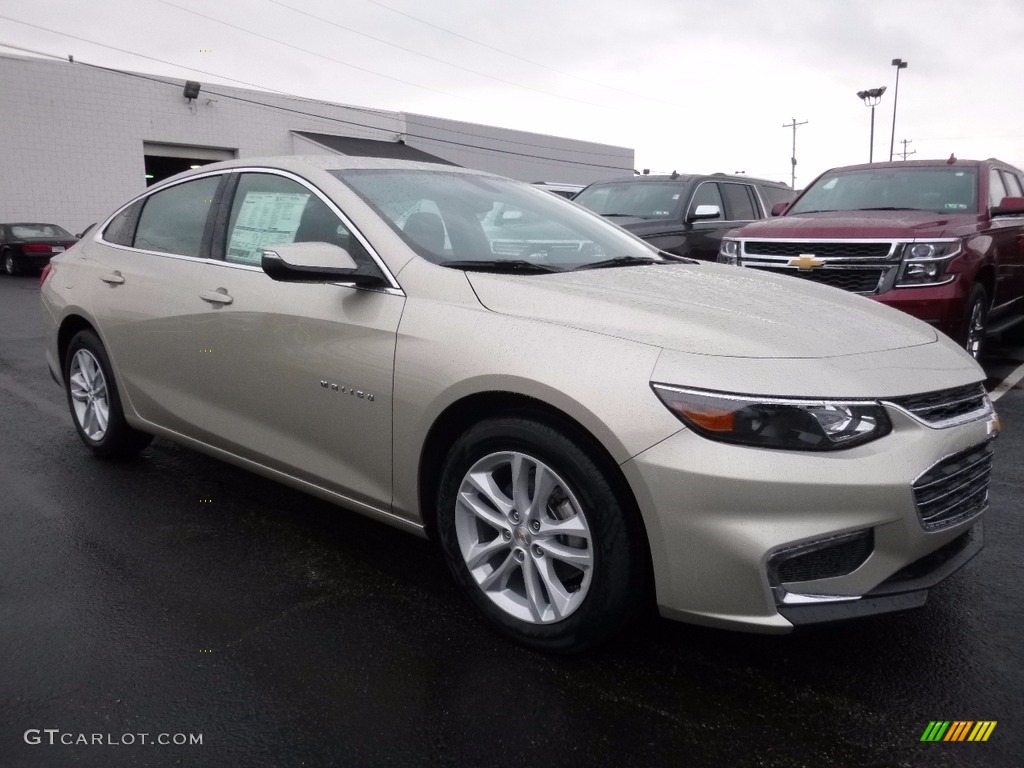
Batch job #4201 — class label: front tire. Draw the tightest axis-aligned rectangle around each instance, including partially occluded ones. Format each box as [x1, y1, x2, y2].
[65, 330, 153, 458]
[960, 284, 988, 360]
[436, 416, 646, 652]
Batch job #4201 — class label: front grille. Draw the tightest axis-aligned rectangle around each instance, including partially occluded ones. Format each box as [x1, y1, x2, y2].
[913, 443, 993, 531]
[743, 241, 893, 258]
[889, 383, 989, 426]
[773, 530, 874, 584]
[754, 266, 884, 292]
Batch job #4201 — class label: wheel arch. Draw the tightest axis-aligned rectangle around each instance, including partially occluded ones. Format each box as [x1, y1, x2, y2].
[57, 314, 99, 379]
[972, 264, 996, 306]
[417, 390, 655, 593]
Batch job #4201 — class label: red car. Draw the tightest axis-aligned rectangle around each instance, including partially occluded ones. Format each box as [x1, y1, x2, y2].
[718, 158, 1024, 359]
[1, 223, 78, 276]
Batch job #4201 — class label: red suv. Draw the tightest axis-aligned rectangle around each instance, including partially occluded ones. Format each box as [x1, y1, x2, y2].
[718, 158, 1024, 358]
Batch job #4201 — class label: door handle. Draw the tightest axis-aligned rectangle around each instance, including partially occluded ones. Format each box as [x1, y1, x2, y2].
[199, 289, 233, 306]
[100, 271, 124, 285]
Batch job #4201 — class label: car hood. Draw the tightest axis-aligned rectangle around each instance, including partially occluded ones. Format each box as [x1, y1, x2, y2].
[466, 262, 938, 359]
[737, 210, 979, 239]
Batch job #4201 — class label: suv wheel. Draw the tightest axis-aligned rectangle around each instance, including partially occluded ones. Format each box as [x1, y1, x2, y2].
[65, 330, 153, 457]
[436, 416, 646, 653]
[961, 285, 989, 360]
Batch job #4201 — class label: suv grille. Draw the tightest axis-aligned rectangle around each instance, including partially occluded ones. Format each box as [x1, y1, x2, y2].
[889, 383, 989, 426]
[743, 241, 893, 258]
[913, 443, 993, 531]
[753, 266, 884, 292]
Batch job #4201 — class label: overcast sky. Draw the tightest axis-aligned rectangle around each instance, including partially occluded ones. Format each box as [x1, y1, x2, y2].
[3, 0, 1023, 185]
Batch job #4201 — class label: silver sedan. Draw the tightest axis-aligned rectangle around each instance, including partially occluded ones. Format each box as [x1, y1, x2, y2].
[41, 156, 998, 651]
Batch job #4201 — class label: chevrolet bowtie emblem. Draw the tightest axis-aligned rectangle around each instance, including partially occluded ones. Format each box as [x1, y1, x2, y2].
[788, 254, 825, 270]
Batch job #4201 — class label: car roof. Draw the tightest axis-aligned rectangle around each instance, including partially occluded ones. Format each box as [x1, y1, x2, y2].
[156, 155, 498, 188]
[3, 222, 65, 226]
[823, 158, 988, 173]
[582, 173, 789, 188]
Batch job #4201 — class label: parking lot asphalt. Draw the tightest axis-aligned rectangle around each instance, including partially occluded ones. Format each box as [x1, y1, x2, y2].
[1, 273, 1022, 768]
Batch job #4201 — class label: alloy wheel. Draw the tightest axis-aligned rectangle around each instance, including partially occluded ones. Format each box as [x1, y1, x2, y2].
[454, 451, 594, 624]
[69, 349, 110, 441]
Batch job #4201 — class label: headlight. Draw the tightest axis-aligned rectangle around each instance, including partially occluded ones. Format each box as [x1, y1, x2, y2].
[718, 239, 739, 264]
[896, 240, 961, 287]
[651, 384, 892, 451]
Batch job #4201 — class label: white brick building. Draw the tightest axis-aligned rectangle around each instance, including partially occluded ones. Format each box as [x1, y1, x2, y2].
[0, 54, 634, 234]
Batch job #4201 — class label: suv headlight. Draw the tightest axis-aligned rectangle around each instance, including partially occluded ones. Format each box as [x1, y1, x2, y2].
[895, 241, 961, 287]
[718, 239, 739, 265]
[652, 384, 892, 451]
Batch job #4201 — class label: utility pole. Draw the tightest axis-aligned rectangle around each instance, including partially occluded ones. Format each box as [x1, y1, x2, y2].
[898, 139, 916, 161]
[782, 118, 808, 189]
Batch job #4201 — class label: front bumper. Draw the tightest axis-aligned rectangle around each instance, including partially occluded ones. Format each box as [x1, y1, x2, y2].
[621, 404, 996, 633]
[871, 277, 968, 338]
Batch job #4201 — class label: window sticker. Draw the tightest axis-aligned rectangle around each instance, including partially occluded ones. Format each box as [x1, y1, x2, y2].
[227, 191, 310, 265]
[944, 203, 968, 210]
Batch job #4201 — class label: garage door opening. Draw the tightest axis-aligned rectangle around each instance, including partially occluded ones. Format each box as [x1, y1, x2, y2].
[143, 142, 236, 186]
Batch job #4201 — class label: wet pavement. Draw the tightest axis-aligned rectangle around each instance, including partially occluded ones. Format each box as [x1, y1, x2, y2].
[1, 274, 1022, 767]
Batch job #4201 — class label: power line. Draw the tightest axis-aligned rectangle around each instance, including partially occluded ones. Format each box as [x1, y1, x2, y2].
[0, 14, 308, 96]
[0, 43, 629, 171]
[351, 0, 678, 107]
[243, 0, 615, 110]
[898, 139, 916, 161]
[152, 2, 470, 102]
[0, 39, 626, 159]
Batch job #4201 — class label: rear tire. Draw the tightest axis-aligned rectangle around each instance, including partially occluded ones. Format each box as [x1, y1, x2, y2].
[960, 284, 988, 360]
[3, 251, 18, 276]
[65, 330, 153, 458]
[436, 416, 647, 653]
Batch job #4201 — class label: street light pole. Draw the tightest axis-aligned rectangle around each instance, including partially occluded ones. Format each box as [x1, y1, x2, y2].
[889, 58, 908, 161]
[857, 87, 886, 163]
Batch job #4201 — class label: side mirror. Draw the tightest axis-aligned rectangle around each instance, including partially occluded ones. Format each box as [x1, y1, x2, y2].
[261, 242, 383, 286]
[688, 204, 721, 222]
[991, 196, 1024, 217]
[770, 201, 790, 217]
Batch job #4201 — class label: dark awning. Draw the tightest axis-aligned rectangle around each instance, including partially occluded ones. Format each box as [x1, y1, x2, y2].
[295, 132, 458, 166]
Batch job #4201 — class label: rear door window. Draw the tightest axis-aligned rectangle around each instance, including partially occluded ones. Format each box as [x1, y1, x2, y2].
[1000, 171, 1022, 198]
[720, 183, 758, 220]
[134, 177, 220, 257]
[989, 169, 1008, 209]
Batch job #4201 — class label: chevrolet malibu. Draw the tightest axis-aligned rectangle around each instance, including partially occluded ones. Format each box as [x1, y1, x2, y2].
[41, 157, 999, 652]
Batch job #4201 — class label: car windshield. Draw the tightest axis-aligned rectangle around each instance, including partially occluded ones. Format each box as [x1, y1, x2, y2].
[10, 223, 73, 239]
[574, 181, 687, 219]
[788, 167, 979, 215]
[334, 170, 662, 271]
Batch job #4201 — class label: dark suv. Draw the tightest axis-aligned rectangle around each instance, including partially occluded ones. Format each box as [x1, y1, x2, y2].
[574, 173, 794, 261]
[718, 158, 1024, 358]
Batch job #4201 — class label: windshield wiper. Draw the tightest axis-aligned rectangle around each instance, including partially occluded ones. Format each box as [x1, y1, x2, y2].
[600, 212, 652, 218]
[850, 207, 921, 211]
[573, 256, 661, 271]
[440, 259, 559, 274]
